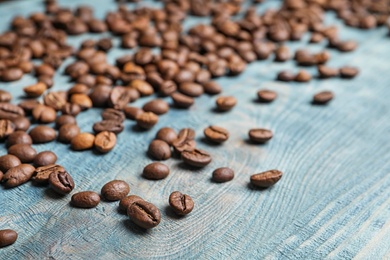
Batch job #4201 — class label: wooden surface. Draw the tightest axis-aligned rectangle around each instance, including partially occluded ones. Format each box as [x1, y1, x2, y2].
[1, 0, 390, 259]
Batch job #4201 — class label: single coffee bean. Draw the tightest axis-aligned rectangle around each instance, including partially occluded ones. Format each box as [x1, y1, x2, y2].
[148, 140, 171, 160]
[143, 162, 170, 180]
[318, 66, 339, 78]
[274, 45, 290, 62]
[89, 85, 111, 107]
[8, 144, 37, 163]
[203, 81, 222, 95]
[58, 124, 80, 143]
[178, 82, 204, 97]
[340, 66, 359, 78]
[101, 180, 130, 201]
[0, 103, 25, 120]
[10, 117, 30, 131]
[159, 80, 177, 96]
[108, 87, 133, 110]
[0, 119, 15, 140]
[155, 127, 177, 145]
[295, 70, 312, 82]
[18, 99, 39, 115]
[23, 82, 47, 98]
[142, 99, 169, 115]
[3, 164, 35, 187]
[204, 125, 229, 143]
[94, 131, 116, 153]
[49, 168, 75, 195]
[71, 191, 101, 208]
[102, 108, 125, 122]
[216, 96, 237, 111]
[248, 128, 273, 143]
[129, 79, 154, 96]
[0, 90, 11, 102]
[68, 84, 90, 96]
[29, 125, 56, 144]
[171, 92, 194, 108]
[277, 71, 295, 82]
[313, 91, 334, 105]
[7, 131, 32, 147]
[71, 132, 95, 151]
[181, 148, 212, 167]
[61, 103, 81, 116]
[38, 75, 54, 88]
[136, 112, 159, 129]
[55, 115, 77, 129]
[32, 164, 65, 184]
[127, 200, 161, 229]
[172, 137, 196, 155]
[32, 104, 57, 123]
[336, 40, 357, 52]
[0, 154, 21, 173]
[119, 195, 144, 211]
[124, 106, 143, 120]
[70, 93, 93, 110]
[0, 229, 18, 248]
[1, 68, 23, 82]
[34, 151, 57, 167]
[250, 169, 283, 188]
[93, 120, 124, 134]
[257, 90, 277, 103]
[169, 191, 194, 216]
[212, 167, 234, 183]
[44, 92, 67, 111]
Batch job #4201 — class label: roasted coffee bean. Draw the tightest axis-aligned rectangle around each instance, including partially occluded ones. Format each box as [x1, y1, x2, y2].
[178, 82, 204, 97]
[70, 93, 92, 110]
[169, 191, 194, 216]
[34, 151, 57, 167]
[18, 100, 39, 115]
[58, 124, 80, 143]
[212, 167, 234, 183]
[32, 104, 57, 123]
[248, 128, 273, 143]
[35, 64, 55, 77]
[71, 191, 101, 208]
[0, 229, 18, 248]
[1, 68, 23, 82]
[49, 168, 75, 195]
[142, 99, 169, 115]
[0, 103, 25, 120]
[93, 120, 124, 134]
[8, 144, 37, 163]
[155, 127, 177, 145]
[0, 90, 11, 103]
[11, 117, 30, 131]
[102, 108, 125, 122]
[127, 200, 161, 229]
[101, 180, 130, 201]
[274, 45, 290, 62]
[142, 162, 170, 180]
[203, 81, 222, 95]
[250, 170, 283, 188]
[340, 66, 359, 78]
[159, 80, 177, 96]
[181, 149, 211, 167]
[29, 126, 56, 143]
[336, 40, 357, 52]
[61, 103, 81, 116]
[318, 66, 339, 78]
[69, 84, 90, 96]
[0, 154, 21, 173]
[23, 82, 47, 98]
[124, 106, 143, 120]
[129, 79, 154, 96]
[55, 115, 77, 129]
[195, 69, 211, 84]
[204, 126, 229, 143]
[148, 140, 171, 160]
[178, 128, 196, 141]
[136, 112, 158, 129]
[97, 38, 112, 52]
[38, 75, 54, 89]
[171, 92, 194, 108]
[172, 138, 196, 154]
[3, 164, 35, 187]
[7, 131, 32, 147]
[94, 131, 116, 153]
[0, 119, 15, 140]
[310, 32, 324, 43]
[32, 164, 65, 184]
[313, 91, 334, 105]
[119, 195, 144, 211]
[295, 70, 312, 82]
[257, 90, 277, 103]
[77, 74, 95, 88]
[71, 132, 95, 151]
[108, 87, 133, 110]
[216, 96, 237, 111]
[89, 85, 111, 107]
[277, 71, 296, 82]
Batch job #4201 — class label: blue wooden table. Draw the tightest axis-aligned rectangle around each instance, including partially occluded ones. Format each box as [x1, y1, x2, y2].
[1, 0, 390, 259]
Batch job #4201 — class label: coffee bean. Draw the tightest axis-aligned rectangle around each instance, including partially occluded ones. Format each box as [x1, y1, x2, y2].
[29, 126, 56, 144]
[212, 167, 234, 183]
[202, 81, 222, 95]
[295, 70, 312, 82]
[0, 229, 18, 248]
[71, 191, 101, 208]
[89, 85, 111, 107]
[171, 92, 194, 108]
[93, 120, 124, 134]
[155, 127, 177, 145]
[70, 93, 92, 110]
[58, 124, 80, 143]
[178, 82, 204, 97]
[129, 79, 154, 96]
[313, 91, 334, 105]
[250, 170, 283, 188]
[71, 132, 95, 151]
[336, 40, 357, 52]
[172, 137, 196, 154]
[102, 108, 125, 122]
[310, 32, 324, 43]
[127, 200, 161, 229]
[0, 90, 11, 103]
[204, 125, 229, 143]
[248, 128, 273, 143]
[0, 103, 25, 120]
[136, 112, 159, 129]
[23, 82, 47, 98]
[7, 131, 32, 147]
[55, 115, 76, 129]
[119, 195, 144, 211]
[61, 103, 81, 116]
[148, 140, 171, 160]
[277, 71, 296, 82]
[18, 100, 39, 115]
[11, 117, 30, 131]
[143, 99, 169, 115]
[257, 90, 277, 103]
[124, 106, 143, 120]
[68, 84, 90, 96]
[318, 65, 339, 78]
[108, 87, 132, 110]
[38, 75, 54, 88]
[181, 148, 211, 167]
[216, 96, 237, 111]
[1, 68, 23, 82]
[0, 119, 15, 140]
[169, 191, 194, 216]
[0, 154, 21, 173]
[32, 104, 57, 123]
[97, 38, 112, 52]
[49, 168, 75, 195]
[340, 66, 359, 78]
[3, 164, 35, 187]
[94, 131, 116, 153]
[159, 80, 177, 96]
[32, 164, 65, 184]
[101, 180, 130, 201]
[143, 162, 170, 180]
[34, 151, 57, 167]
[274, 45, 290, 62]
[35, 64, 55, 77]
[8, 144, 37, 163]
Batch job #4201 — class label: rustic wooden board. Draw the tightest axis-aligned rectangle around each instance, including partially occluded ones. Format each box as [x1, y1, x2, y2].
[1, 0, 390, 259]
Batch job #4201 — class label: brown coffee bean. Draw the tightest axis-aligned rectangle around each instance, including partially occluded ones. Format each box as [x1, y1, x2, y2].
[61, 103, 81, 116]
[0, 103, 25, 120]
[318, 65, 339, 78]
[97, 38, 112, 52]
[68, 84, 90, 96]
[310, 32, 324, 43]
[94, 131, 116, 153]
[32, 164, 65, 184]
[102, 108, 125, 122]
[274, 45, 290, 62]
[313, 91, 334, 105]
[203, 81, 222, 95]
[49, 168, 75, 195]
[127, 200, 161, 229]
[70, 93, 92, 110]
[7, 131, 32, 147]
[119, 195, 144, 211]
[216, 96, 237, 111]
[38, 75, 54, 89]
[18, 100, 39, 115]
[124, 106, 143, 120]
[295, 70, 312, 82]
[340, 66, 359, 78]
[250, 169, 283, 188]
[148, 140, 171, 160]
[8, 144, 37, 163]
[0, 119, 15, 140]
[178, 82, 204, 97]
[155, 127, 177, 145]
[204, 125, 229, 143]
[101, 180, 130, 201]
[34, 151, 57, 167]
[93, 120, 124, 134]
[336, 40, 357, 52]
[129, 79, 154, 96]
[71, 132, 95, 151]
[181, 148, 211, 167]
[23, 82, 47, 98]
[58, 124, 80, 143]
[32, 104, 57, 123]
[10, 117, 30, 131]
[136, 112, 158, 129]
[89, 85, 111, 107]
[0, 154, 21, 173]
[212, 167, 234, 183]
[143, 99, 169, 115]
[0, 90, 11, 103]
[257, 90, 277, 103]
[171, 92, 194, 108]
[35, 64, 55, 77]
[277, 71, 296, 82]
[0, 229, 18, 248]
[1, 68, 23, 82]
[169, 191, 194, 216]
[55, 115, 76, 129]
[71, 191, 101, 208]
[3, 164, 35, 187]
[142, 162, 170, 180]
[248, 128, 273, 143]
[29, 126, 56, 144]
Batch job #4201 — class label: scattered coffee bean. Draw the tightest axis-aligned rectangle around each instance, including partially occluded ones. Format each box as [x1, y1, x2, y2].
[203, 81, 222, 95]
[71, 191, 101, 208]
[71, 132, 95, 151]
[155, 127, 177, 145]
[3, 164, 35, 188]
[93, 120, 124, 134]
[34, 151, 58, 167]
[148, 140, 171, 160]
[101, 108, 125, 122]
[248, 128, 273, 143]
[29, 125, 56, 144]
[1, 68, 23, 82]
[136, 112, 158, 129]
[169, 191, 194, 216]
[179, 82, 204, 97]
[0, 103, 25, 120]
[0, 229, 18, 248]
[274, 45, 290, 62]
[10, 117, 30, 131]
[94, 131, 116, 153]
[171, 92, 194, 108]
[61, 103, 81, 116]
[295, 70, 312, 82]
[55, 115, 77, 129]
[127, 200, 161, 229]
[124, 106, 143, 120]
[181, 148, 212, 167]
[0, 90, 11, 103]
[277, 71, 295, 82]
[18, 100, 39, 115]
[257, 90, 277, 103]
[318, 65, 339, 78]
[250, 169, 283, 188]
[216, 96, 237, 111]
[0, 119, 15, 140]
[204, 125, 229, 143]
[143, 162, 170, 180]
[7, 131, 32, 147]
[212, 167, 234, 183]
[340, 66, 359, 78]
[143, 99, 169, 115]
[119, 195, 144, 211]
[32, 164, 65, 184]
[32, 104, 57, 123]
[8, 144, 37, 163]
[70, 93, 93, 110]
[313, 91, 334, 105]
[0, 154, 21, 173]
[23, 82, 47, 98]
[49, 168, 75, 195]
[44, 92, 67, 111]
[58, 124, 80, 143]
[101, 180, 130, 201]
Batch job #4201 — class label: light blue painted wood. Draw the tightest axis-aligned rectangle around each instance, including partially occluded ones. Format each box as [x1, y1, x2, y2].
[1, 0, 390, 259]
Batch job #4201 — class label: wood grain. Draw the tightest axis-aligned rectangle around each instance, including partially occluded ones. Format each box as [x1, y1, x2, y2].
[1, 0, 390, 259]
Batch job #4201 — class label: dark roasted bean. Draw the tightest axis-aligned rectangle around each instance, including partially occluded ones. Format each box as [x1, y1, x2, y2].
[32, 104, 56, 123]
[171, 92, 194, 108]
[0, 103, 25, 120]
[216, 96, 237, 111]
[70, 93, 92, 110]
[204, 125, 229, 143]
[102, 108, 125, 122]
[248, 128, 273, 143]
[34, 151, 57, 167]
[136, 112, 158, 129]
[181, 148, 211, 167]
[94, 131, 116, 153]
[203, 81, 222, 95]
[340, 66, 359, 78]
[212, 167, 234, 183]
[55, 115, 76, 129]
[11, 117, 30, 131]
[142, 99, 169, 115]
[119, 195, 144, 212]
[32, 164, 65, 184]
[61, 103, 81, 116]
[169, 191, 194, 216]
[0, 154, 21, 173]
[23, 82, 47, 98]
[1, 68, 23, 82]
[8, 144, 37, 163]
[148, 140, 171, 160]
[155, 127, 177, 145]
[93, 120, 124, 134]
[250, 170, 283, 188]
[0, 229, 18, 248]
[3, 164, 35, 187]
[49, 168, 75, 195]
[101, 180, 130, 201]
[7, 131, 32, 147]
[313, 91, 334, 105]
[71, 191, 101, 208]
[124, 106, 143, 120]
[127, 200, 161, 229]
[142, 162, 170, 180]
[277, 71, 295, 82]
[29, 126, 56, 143]
[58, 124, 80, 143]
